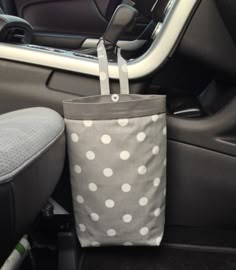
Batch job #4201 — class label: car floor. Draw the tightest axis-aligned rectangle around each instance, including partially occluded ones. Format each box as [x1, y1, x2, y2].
[21, 239, 236, 270]
[78, 245, 236, 270]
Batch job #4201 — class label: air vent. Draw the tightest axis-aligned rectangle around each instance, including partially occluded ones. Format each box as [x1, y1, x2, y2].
[6, 28, 28, 44]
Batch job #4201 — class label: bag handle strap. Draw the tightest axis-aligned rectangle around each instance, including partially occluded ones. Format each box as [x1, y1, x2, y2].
[117, 46, 129, 95]
[97, 39, 129, 96]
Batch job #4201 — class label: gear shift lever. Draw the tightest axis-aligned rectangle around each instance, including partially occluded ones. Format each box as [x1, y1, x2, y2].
[76, 4, 138, 56]
[103, 4, 138, 49]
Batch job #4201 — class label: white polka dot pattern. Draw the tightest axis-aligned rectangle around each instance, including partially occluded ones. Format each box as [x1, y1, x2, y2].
[107, 229, 116, 237]
[139, 197, 148, 206]
[153, 178, 161, 187]
[86, 151, 95, 160]
[121, 183, 131, 193]
[137, 132, 146, 142]
[90, 213, 99, 221]
[66, 113, 166, 247]
[105, 199, 115, 208]
[103, 168, 113, 177]
[123, 214, 132, 223]
[71, 133, 79, 142]
[152, 146, 160, 155]
[74, 165, 82, 174]
[76, 195, 84, 204]
[120, 151, 130, 160]
[154, 208, 161, 217]
[89, 183, 97, 192]
[118, 119, 129, 126]
[152, 115, 159, 122]
[79, 224, 86, 232]
[83, 120, 93, 127]
[101, 134, 111, 144]
[138, 166, 147, 175]
[140, 227, 149, 236]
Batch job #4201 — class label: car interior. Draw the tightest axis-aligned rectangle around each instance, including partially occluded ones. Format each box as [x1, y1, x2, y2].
[1, 0, 236, 269]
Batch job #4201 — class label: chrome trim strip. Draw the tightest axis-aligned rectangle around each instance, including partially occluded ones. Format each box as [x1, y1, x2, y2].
[0, 0, 198, 79]
[173, 108, 201, 115]
[82, 39, 146, 51]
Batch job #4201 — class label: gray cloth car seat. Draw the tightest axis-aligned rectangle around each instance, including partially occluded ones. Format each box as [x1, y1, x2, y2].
[0, 107, 65, 265]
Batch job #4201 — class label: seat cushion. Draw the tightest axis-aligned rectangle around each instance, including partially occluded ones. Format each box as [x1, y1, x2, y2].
[0, 107, 64, 182]
[0, 108, 65, 264]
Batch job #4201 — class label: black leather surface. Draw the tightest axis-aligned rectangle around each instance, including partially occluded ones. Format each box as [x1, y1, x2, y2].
[17, 0, 107, 36]
[179, 0, 236, 82]
[12, 0, 147, 48]
[31, 33, 85, 50]
[105, 0, 122, 20]
[215, 0, 236, 44]
[166, 140, 236, 227]
[0, 133, 65, 266]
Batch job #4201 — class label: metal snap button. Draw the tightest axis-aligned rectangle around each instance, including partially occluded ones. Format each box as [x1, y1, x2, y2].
[111, 94, 119, 103]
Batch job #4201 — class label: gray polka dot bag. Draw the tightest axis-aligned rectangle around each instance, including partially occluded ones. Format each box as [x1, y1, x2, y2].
[63, 39, 166, 247]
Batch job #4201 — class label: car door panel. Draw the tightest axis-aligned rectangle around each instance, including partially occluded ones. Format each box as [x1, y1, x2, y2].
[0, 60, 147, 115]
[0, 60, 76, 115]
[167, 140, 236, 228]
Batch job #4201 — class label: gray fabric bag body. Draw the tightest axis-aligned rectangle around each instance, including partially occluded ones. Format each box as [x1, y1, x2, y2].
[63, 39, 167, 247]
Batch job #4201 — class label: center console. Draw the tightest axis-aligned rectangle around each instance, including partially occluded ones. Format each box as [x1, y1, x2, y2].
[0, 0, 198, 79]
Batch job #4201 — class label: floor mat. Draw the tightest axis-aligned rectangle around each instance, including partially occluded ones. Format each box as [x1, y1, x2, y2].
[79, 246, 236, 270]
